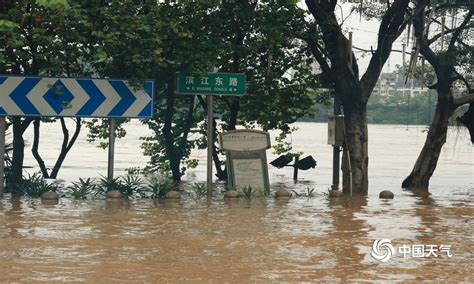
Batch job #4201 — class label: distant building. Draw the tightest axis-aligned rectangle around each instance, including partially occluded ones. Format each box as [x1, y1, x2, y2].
[372, 72, 428, 97]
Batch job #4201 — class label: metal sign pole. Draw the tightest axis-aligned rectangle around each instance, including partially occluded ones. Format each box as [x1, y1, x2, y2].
[207, 95, 213, 199]
[107, 119, 116, 180]
[0, 117, 5, 198]
[332, 95, 342, 190]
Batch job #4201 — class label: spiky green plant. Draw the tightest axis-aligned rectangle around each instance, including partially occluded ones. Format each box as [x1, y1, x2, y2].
[143, 176, 174, 199]
[291, 187, 317, 198]
[68, 178, 96, 199]
[13, 173, 57, 198]
[189, 182, 207, 198]
[256, 187, 271, 197]
[242, 185, 253, 199]
[120, 174, 143, 198]
[95, 175, 126, 198]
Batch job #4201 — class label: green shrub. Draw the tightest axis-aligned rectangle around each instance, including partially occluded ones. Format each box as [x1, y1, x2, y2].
[255, 187, 271, 197]
[142, 176, 174, 199]
[96, 174, 144, 199]
[189, 182, 207, 198]
[242, 185, 253, 199]
[96, 175, 122, 196]
[67, 178, 96, 199]
[13, 173, 57, 198]
[120, 174, 143, 198]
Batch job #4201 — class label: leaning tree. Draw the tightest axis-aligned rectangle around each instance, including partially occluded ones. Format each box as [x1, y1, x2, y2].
[304, 0, 411, 195]
[402, 3, 473, 190]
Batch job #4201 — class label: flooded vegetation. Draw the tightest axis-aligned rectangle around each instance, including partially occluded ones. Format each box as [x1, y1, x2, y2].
[0, 122, 472, 281]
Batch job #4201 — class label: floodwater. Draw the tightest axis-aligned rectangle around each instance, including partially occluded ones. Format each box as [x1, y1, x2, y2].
[0, 121, 472, 282]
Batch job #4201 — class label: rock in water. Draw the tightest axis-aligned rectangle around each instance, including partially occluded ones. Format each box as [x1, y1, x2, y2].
[329, 190, 344, 198]
[275, 189, 291, 198]
[165, 191, 181, 199]
[379, 190, 394, 199]
[41, 191, 59, 200]
[106, 190, 123, 199]
[224, 190, 240, 198]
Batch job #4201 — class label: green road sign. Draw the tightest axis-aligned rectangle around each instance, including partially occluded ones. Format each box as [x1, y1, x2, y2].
[176, 72, 246, 96]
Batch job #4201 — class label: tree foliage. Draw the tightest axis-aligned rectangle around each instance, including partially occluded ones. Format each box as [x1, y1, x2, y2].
[0, 0, 101, 185]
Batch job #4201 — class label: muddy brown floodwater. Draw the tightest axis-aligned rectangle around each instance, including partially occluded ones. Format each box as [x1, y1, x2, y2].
[0, 122, 472, 281]
[0, 191, 472, 282]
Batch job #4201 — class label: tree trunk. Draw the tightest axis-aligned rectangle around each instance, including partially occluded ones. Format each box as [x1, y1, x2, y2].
[197, 96, 227, 179]
[31, 119, 50, 178]
[211, 116, 226, 180]
[402, 93, 453, 190]
[227, 98, 240, 131]
[341, 105, 369, 195]
[163, 78, 181, 182]
[50, 118, 81, 178]
[457, 103, 474, 143]
[11, 118, 33, 186]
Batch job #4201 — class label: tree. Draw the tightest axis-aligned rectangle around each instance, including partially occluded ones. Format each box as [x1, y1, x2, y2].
[31, 117, 81, 178]
[89, 1, 325, 183]
[208, 1, 324, 179]
[402, 4, 473, 190]
[0, 0, 99, 186]
[82, 1, 221, 182]
[304, 0, 411, 195]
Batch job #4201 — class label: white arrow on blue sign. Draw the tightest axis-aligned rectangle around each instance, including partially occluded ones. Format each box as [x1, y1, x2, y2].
[0, 75, 154, 118]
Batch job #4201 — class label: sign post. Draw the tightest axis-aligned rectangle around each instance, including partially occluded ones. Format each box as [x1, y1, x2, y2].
[206, 95, 213, 198]
[176, 72, 246, 198]
[0, 75, 154, 196]
[108, 119, 116, 180]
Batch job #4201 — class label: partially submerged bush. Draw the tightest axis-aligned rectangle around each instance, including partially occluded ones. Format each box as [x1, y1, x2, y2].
[189, 182, 207, 198]
[13, 173, 58, 198]
[67, 178, 96, 200]
[95, 174, 144, 199]
[141, 176, 174, 199]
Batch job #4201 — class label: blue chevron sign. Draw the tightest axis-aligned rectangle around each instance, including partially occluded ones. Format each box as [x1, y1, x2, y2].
[0, 76, 154, 118]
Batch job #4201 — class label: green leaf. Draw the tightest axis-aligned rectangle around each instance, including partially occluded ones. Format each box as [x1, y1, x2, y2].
[0, 20, 17, 31]
[35, 0, 70, 9]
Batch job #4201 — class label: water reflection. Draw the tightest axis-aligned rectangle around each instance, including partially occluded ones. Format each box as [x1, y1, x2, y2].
[328, 197, 372, 281]
[0, 192, 472, 282]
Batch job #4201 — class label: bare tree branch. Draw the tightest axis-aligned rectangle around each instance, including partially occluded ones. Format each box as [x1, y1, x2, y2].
[305, 0, 360, 102]
[428, 23, 474, 45]
[360, 0, 410, 100]
[448, 8, 473, 51]
[413, 3, 440, 69]
[306, 38, 332, 78]
[454, 94, 474, 109]
[454, 70, 473, 93]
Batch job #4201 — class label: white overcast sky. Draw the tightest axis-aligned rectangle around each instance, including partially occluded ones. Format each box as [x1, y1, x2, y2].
[297, 2, 419, 73]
